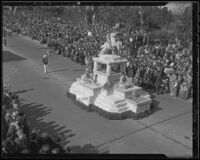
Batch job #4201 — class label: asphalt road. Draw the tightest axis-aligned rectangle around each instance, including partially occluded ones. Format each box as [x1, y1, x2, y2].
[3, 35, 193, 157]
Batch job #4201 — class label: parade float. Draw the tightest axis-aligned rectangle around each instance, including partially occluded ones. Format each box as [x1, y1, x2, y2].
[67, 25, 152, 120]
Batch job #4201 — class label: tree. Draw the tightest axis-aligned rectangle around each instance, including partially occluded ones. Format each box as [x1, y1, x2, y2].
[172, 5, 192, 41]
[181, 6, 192, 40]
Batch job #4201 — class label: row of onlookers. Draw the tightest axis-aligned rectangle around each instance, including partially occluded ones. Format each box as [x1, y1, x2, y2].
[3, 9, 192, 100]
[2, 87, 72, 154]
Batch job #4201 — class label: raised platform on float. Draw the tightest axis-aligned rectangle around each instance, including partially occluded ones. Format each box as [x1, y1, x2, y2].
[67, 53, 152, 120]
[69, 78, 102, 106]
[67, 91, 152, 120]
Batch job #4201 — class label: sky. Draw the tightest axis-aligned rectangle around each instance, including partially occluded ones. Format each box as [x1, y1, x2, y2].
[164, 1, 192, 14]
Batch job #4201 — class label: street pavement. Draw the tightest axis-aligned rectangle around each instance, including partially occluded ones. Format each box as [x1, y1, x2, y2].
[2, 35, 192, 157]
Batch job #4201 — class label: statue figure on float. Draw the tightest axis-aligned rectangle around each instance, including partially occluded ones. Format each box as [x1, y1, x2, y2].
[99, 23, 123, 56]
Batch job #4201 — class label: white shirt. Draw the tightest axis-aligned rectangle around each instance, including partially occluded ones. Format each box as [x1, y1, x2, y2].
[88, 31, 92, 36]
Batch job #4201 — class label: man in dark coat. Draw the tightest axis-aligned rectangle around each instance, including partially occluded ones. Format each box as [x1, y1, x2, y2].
[80, 52, 85, 66]
[38, 132, 54, 148]
[28, 132, 40, 153]
[4, 136, 18, 153]
[133, 68, 142, 86]
[155, 68, 163, 95]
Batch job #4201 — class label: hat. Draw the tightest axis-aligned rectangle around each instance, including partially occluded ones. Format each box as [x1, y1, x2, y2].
[42, 132, 48, 138]
[30, 132, 37, 140]
[16, 115, 23, 122]
[40, 145, 51, 153]
[52, 148, 60, 154]
[5, 112, 11, 117]
[7, 125, 16, 134]
[12, 99, 18, 104]
[21, 149, 30, 154]
[14, 137, 21, 145]
[11, 112, 17, 119]
[32, 127, 40, 133]
[54, 135, 61, 143]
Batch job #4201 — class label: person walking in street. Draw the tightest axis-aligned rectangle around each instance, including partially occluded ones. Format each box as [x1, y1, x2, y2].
[42, 55, 48, 74]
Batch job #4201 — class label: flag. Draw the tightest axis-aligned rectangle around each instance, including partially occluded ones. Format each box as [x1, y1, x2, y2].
[92, 14, 95, 25]
[13, 6, 17, 15]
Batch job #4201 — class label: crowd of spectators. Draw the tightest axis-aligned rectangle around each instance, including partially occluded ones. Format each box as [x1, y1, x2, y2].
[3, 8, 192, 100]
[127, 40, 192, 100]
[2, 87, 71, 154]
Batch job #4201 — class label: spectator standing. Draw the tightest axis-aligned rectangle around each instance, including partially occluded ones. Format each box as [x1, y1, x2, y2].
[179, 80, 188, 99]
[186, 72, 192, 99]
[42, 55, 48, 74]
[3, 37, 7, 47]
[176, 74, 184, 97]
[17, 28, 20, 36]
[155, 69, 162, 95]
[169, 70, 177, 96]
[172, 72, 178, 97]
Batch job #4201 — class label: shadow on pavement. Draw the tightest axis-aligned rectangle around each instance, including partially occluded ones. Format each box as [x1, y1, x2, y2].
[142, 84, 156, 95]
[13, 88, 34, 94]
[148, 95, 162, 116]
[36, 47, 47, 50]
[135, 84, 162, 117]
[42, 76, 50, 79]
[72, 69, 85, 72]
[20, 102, 109, 153]
[20, 102, 75, 148]
[70, 143, 110, 154]
[3, 51, 27, 62]
[49, 68, 69, 73]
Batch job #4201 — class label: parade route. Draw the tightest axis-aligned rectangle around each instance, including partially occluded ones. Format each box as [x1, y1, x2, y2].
[3, 35, 192, 157]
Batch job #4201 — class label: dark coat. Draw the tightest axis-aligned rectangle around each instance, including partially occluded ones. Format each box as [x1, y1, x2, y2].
[29, 140, 40, 153]
[155, 71, 163, 87]
[38, 136, 54, 148]
[43, 57, 48, 65]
